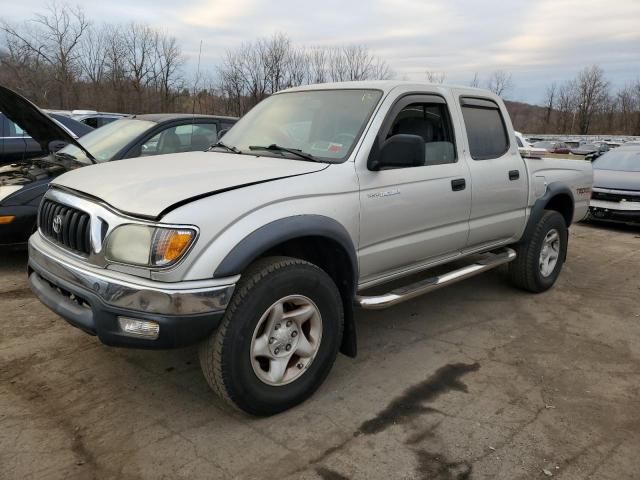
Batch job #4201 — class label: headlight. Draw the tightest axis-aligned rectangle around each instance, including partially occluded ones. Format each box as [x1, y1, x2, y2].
[105, 224, 196, 267]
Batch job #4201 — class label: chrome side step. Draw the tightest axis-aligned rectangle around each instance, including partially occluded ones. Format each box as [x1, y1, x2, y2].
[355, 248, 517, 310]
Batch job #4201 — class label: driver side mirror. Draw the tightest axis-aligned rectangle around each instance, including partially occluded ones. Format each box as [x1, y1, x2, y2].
[368, 134, 425, 171]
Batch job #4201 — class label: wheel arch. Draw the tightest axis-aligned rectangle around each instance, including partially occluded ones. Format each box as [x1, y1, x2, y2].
[520, 182, 574, 260]
[214, 215, 359, 358]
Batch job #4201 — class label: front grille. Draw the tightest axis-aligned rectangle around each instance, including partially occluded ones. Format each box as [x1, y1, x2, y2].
[39, 199, 91, 255]
[592, 190, 640, 203]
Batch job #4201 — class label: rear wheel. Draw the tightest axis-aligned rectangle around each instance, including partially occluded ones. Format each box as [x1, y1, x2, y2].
[509, 210, 568, 293]
[199, 256, 343, 416]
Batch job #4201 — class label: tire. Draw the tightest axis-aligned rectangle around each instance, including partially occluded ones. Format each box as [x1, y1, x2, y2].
[199, 256, 344, 416]
[509, 210, 568, 293]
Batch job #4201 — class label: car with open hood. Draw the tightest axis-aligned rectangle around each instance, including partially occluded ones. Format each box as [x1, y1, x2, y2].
[588, 145, 640, 224]
[27, 81, 592, 415]
[1, 109, 92, 166]
[0, 85, 237, 246]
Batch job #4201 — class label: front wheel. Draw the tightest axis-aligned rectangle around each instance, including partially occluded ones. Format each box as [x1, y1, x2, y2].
[509, 210, 568, 293]
[199, 256, 343, 416]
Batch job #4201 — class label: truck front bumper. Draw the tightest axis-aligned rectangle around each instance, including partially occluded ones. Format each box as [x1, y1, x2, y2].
[28, 236, 236, 349]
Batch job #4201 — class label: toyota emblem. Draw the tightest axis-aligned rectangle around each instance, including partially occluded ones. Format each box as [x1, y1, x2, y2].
[52, 215, 63, 234]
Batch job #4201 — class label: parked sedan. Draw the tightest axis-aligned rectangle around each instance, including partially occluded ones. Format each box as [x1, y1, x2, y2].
[570, 143, 609, 156]
[532, 141, 571, 154]
[588, 145, 640, 225]
[0, 85, 237, 245]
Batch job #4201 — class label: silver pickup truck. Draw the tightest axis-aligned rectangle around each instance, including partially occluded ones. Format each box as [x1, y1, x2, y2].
[28, 82, 592, 415]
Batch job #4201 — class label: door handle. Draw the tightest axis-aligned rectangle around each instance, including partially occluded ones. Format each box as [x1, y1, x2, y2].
[451, 178, 466, 191]
[509, 170, 520, 180]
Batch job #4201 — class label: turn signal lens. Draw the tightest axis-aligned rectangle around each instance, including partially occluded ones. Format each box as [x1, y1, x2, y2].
[151, 229, 195, 266]
[0, 215, 16, 224]
[118, 317, 160, 339]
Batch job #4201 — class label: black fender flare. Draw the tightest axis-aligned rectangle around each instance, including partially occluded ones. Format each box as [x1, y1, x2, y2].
[215, 215, 358, 281]
[520, 182, 574, 260]
[214, 215, 359, 357]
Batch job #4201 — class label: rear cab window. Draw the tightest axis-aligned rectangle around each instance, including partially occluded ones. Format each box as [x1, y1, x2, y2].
[460, 97, 509, 160]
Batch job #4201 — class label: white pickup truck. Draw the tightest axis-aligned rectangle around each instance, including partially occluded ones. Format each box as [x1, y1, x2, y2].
[28, 82, 593, 415]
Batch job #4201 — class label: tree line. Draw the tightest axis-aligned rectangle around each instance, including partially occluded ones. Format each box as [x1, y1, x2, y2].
[539, 65, 640, 135]
[1, 3, 638, 135]
[0, 4, 184, 113]
[0, 4, 392, 117]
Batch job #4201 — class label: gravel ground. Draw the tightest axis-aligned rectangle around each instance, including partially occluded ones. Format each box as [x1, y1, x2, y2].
[1, 221, 639, 480]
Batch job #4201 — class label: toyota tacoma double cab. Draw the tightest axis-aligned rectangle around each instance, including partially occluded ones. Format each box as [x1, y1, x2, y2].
[28, 82, 593, 415]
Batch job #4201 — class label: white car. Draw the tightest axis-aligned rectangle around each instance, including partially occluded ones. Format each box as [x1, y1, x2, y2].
[515, 131, 547, 158]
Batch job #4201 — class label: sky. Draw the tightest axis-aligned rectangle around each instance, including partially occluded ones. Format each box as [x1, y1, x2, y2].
[5, 0, 640, 104]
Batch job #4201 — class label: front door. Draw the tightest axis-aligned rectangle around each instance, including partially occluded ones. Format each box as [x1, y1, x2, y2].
[357, 93, 471, 285]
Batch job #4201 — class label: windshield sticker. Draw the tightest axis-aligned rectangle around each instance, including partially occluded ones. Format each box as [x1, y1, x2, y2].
[328, 143, 343, 153]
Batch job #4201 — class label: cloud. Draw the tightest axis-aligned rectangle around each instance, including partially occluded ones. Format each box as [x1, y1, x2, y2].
[3, 0, 639, 103]
[179, 0, 259, 28]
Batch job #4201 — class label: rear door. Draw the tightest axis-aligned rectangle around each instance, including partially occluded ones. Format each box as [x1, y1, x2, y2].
[455, 95, 528, 249]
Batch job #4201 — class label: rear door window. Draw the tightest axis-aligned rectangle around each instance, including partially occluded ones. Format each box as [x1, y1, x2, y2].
[460, 98, 509, 160]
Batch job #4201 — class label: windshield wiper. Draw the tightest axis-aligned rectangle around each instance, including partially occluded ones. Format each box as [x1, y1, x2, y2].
[248, 144, 321, 163]
[210, 141, 242, 154]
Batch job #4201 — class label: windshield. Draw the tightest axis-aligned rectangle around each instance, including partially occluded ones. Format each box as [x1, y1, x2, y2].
[220, 89, 382, 162]
[58, 118, 156, 163]
[593, 148, 640, 172]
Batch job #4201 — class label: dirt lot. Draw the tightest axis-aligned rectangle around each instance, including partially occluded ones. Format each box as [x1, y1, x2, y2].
[1, 222, 639, 480]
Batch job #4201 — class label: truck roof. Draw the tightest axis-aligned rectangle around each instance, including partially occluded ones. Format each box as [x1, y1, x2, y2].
[280, 80, 497, 99]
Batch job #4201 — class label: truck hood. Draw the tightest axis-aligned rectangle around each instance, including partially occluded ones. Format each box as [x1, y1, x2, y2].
[0, 85, 94, 160]
[593, 168, 640, 192]
[52, 151, 328, 218]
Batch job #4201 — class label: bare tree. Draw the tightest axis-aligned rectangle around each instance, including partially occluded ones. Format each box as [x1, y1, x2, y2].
[123, 23, 158, 111]
[155, 33, 183, 111]
[556, 80, 577, 133]
[215, 35, 392, 115]
[542, 82, 557, 133]
[370, 57, 393, 80]
[469, 72, 480, 88]
[103, 24, 128, 111]
[286, 47, 309, 87]
[77, 24, 109, 108]
[486, 70, 513, 97]
[574, 65, 609, 134]
[425, 70, 446, 84]
[617, 84, 638, 134]
[1, 2, 89, 107]
[261, 33, 290, 93]
[308, 47, 328, 84]
[634, 81, 640, 136]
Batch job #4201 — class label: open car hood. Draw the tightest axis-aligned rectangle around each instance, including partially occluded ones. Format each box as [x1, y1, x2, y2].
[52, 151, 328, 218]
[0, 85, 94, 160]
